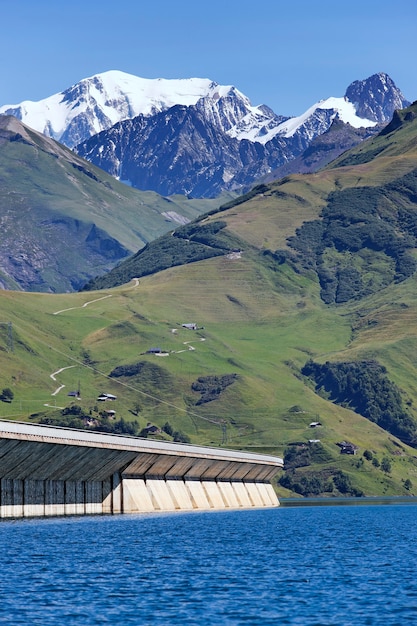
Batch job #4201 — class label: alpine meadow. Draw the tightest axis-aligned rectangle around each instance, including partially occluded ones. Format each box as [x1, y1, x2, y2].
[0, 98, 416, 499]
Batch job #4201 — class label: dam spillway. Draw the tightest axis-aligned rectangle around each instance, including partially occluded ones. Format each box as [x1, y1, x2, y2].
[0, 421, 283, 518]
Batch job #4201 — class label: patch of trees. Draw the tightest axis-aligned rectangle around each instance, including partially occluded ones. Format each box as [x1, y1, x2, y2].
[172, 430, 191, 443]
[191, 373, 238, 405]
[362, 450, 393, 474]
[174, 221, 228, 248]
[161, 422, 191, 443]
[110, 361, 149, 378]
[39, 405, 141, 436]
[109, 361, 173, 394]
[302, 359, 417, 446]
[283, 172, 417, 303]
[278, 469, 362, 497]
[283, 442, 333, 470]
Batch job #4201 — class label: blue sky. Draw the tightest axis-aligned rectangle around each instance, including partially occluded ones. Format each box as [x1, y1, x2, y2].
[2, 0, 416, 116]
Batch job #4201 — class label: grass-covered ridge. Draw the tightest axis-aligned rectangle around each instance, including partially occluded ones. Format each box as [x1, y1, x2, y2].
[81, 220, 246, 290]
[282, 169, 417, 303]
[83, 103, 417, 308]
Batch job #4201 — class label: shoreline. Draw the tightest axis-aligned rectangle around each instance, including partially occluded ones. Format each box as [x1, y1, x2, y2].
[280, 495, 417, 507]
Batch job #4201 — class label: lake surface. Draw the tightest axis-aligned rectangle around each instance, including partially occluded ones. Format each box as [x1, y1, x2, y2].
[1, 504, 416, 625]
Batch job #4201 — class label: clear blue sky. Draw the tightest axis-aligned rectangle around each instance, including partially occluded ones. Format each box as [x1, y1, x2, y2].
[2, 0, 416, 116]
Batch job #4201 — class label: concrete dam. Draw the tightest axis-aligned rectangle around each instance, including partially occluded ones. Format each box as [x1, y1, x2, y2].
[0, 421, 283, 518]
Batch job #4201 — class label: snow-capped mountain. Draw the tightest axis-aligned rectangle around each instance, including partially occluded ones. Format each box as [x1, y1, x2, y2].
[0, 70, 281, 148]
[0, 71, 410, 197]
[74, 72, 409, 197]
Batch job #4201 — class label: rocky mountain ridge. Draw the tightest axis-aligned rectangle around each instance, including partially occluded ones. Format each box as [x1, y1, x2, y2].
[1, 71, 410, 197]
[0, 71, 283, 148]
[74, 73, 410, 197]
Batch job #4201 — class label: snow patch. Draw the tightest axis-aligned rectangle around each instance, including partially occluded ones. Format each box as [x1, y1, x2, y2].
[276, 97, 377, 138]
[0, 70, 227, 146]
[161, 211, 191, 225]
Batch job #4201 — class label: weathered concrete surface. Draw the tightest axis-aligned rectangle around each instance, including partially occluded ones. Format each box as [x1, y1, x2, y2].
[0, 420, 283, 518]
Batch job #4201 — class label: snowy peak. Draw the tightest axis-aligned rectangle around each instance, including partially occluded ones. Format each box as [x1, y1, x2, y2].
[0, 70, 223, 147]
[0, 70, 409, 151]
[0, 69, 285, 149]
[276, 97, 377, 141]
[268, 72, 409, 144]
[344, 72, 410, 123]
[0, 70, 411, 198]
[194, 85, 253, 133]
[194, 85, 287, 140]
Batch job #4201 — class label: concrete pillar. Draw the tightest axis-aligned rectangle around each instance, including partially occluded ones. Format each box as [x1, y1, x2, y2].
[146, 479, 177, 511]
[23, 479, 45, 517]
[45, 480, 65, 516]
[85, 482, 103, 515]
[201, 480, 227, 509]
[257, 482, 279, 506]
[244, 482, 266, 507]
[184, 480, 212, 509]
[60, 480, 81, 515]
[166, 479, 194, 510]
[217, 481, 241, 508]
[112, 473, 122, 514]
[102, 478, 112, 514]
[231, 481, 253, 507]
[122, 478, 155, 513]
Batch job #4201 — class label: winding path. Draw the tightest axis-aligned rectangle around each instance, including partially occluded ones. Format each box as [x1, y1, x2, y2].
[49, 365, 76, 396]
[175, 338, 206, 354]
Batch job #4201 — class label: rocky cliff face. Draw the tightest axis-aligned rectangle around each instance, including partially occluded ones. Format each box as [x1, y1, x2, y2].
[76, 103, 296, 197]
[344, 73, 409, 124]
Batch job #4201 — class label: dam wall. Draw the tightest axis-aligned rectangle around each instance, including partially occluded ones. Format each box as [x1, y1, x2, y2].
[0, 421, 283, 518]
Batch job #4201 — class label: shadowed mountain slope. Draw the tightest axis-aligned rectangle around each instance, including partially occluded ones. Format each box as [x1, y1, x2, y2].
[0, 116, 223, 291]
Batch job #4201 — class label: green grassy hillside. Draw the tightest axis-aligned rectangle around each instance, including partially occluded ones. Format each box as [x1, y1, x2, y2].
[2, 104, 417, 498]
[2, 251, 417, 498]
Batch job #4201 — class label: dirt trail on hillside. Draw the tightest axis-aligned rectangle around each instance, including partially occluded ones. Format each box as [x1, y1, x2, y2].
[53, 294, 113, 315]
[50, 365, 76, 395]
[52, 278, 140, 315]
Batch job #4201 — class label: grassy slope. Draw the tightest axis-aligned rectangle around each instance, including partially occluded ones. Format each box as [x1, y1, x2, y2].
[2, 106, 417, 496]
[0, 123, 215, 251]
[2, 252, 417, 497]
[210, 105, 417, 256]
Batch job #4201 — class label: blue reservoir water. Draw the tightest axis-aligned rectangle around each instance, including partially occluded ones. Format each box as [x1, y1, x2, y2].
[1, 504, 417, 625]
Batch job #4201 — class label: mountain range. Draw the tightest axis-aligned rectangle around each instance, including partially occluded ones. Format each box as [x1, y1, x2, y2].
[0, 70, 412, 291]
[1, 71, 410, 197]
